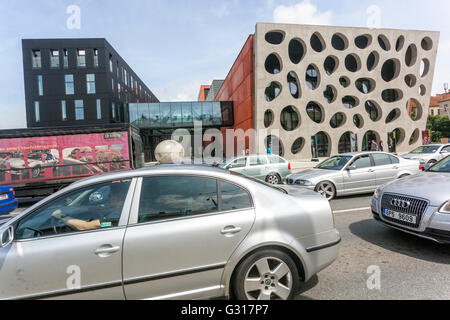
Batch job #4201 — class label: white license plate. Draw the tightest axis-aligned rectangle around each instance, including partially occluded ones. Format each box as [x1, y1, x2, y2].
[0, 194, 8, 201]
[383, 208, 417, 224]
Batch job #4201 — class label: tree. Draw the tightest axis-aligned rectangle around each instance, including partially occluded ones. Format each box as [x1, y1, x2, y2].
[427, 115, 450, 142]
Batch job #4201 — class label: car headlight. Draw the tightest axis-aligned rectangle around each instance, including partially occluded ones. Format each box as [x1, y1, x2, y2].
[374, 186, 382, 199]
[438, 201, 450, 214]
[295, 180, 313, 186]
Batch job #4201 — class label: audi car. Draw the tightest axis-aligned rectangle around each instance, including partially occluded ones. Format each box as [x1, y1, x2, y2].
[0, 164, 339, 300]
[371, 155, 450, 244]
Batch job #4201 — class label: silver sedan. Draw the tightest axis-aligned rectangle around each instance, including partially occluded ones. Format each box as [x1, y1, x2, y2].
[371, 155, 450, 244]
[401, 144, 450, 168]
[286, 152, 421, 200]
[0, 165, 340, 300]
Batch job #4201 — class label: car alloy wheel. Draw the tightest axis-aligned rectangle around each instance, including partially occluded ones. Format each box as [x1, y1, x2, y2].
[266, 174, 280, 185]
[316, 181, 335, 201]
[31, 167, 41, 178]
[233, 249, 299, 300]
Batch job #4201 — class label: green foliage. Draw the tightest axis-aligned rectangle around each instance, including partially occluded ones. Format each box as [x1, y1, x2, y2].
[427, 115, 450, 142]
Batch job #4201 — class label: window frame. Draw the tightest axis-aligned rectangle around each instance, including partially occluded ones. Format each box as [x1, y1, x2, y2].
[371, 153, 393, 166]
[129, 175, 254, 226]
[348, 154, 374, 169]
[11, 178, 137, 243]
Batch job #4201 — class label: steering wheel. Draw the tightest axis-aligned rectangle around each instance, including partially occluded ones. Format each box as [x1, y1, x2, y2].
[51, 216, 76, 234]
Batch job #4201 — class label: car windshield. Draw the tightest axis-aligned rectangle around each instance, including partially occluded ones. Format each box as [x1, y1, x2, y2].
[410, 146, 440, 154]
[316, 156, 353, 170]
[230, 171, 287, 194]
[428, 156, 450, 173]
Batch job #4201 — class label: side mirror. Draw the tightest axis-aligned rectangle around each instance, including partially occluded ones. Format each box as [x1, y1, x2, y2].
[0, 226, 14, 248]
[347, 165, 357, 171]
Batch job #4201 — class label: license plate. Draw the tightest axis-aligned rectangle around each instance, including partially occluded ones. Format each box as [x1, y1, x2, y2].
[383, 208, 417, 224]
[0, 194, 8, 201]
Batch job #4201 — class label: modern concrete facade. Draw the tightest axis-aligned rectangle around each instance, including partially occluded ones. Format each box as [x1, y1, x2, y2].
[253, 23, 440, 159]
[252, 23, 439, 159]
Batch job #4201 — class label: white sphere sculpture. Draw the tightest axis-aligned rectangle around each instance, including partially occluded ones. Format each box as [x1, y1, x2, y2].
[154, 140, 185, 164]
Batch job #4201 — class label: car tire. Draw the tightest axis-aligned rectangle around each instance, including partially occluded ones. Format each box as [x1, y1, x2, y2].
[265, 173, 280, 185]
[232, 249, 300, 300]
[315, 181, 336, 201]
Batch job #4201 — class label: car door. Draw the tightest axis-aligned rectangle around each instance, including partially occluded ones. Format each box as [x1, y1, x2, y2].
[0, 178, 135, 300]
[122, 175, 255, 300]
[343, 154, 377, 193]
[371, 153, 398, 186]
[245, 156, 266, 180]
[226, 157, 247, 175]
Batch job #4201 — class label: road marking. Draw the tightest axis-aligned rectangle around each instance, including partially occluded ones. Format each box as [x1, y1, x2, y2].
[333, 207, 372, 214]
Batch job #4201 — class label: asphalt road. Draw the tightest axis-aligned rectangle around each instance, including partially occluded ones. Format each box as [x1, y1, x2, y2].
[296, 194, 450, 300]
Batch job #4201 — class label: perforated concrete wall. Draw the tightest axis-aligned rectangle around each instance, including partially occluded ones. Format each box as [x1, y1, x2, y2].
[254, 23, 439, 160]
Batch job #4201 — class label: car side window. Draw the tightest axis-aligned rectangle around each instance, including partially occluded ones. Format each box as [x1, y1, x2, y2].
[138, 176, 218, 223]
[389, 155, 400, 164]
[442, 146, 450, 153]
[220, 181, 252, 211]
[258, 156, 268, 165]
[249, 156, 260, 166]
[352, 155, 372, 169]
[15, 179, 131, 240]
[372, 154, 392, 166]
[268, 155, 285, 164]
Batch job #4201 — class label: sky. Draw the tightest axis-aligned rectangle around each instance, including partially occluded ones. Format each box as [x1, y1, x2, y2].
[0, 0, 449, 129]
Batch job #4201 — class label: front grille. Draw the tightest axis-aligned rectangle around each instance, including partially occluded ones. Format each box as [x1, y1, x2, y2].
[381, 193, 429, 228]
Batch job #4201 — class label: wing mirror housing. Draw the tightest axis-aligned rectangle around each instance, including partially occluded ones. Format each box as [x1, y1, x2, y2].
[347, 165, 357, 171]
[0, 226, 14, 248]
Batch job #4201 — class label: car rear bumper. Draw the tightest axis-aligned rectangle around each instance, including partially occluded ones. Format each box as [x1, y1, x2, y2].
[0, 200, 18, 216]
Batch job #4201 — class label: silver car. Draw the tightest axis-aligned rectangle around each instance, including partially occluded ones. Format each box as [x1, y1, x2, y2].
[402, 144, 450, 168]
[219, 154, 292, 185]
[286, 152, 421, 200]
[371, 155, 450, 244]
[0, 165, 340, 300]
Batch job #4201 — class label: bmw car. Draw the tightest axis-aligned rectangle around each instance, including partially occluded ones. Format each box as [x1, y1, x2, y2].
[371, 155, 450, 244]
[0, 165, 339, 300]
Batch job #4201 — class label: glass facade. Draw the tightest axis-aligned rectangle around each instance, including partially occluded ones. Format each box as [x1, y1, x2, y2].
[129, 101, 233, 129]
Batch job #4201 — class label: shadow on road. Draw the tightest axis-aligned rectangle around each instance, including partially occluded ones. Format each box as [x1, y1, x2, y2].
[295, 275, 318, 300]
[349, 219, 450, 264]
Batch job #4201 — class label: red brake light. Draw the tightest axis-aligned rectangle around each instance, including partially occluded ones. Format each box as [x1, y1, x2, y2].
[419, 164, 423, 171]
[288, 162, 291, 170]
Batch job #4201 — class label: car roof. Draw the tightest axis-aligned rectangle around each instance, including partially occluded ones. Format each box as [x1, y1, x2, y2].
[70, 164, 231, 188]
[333, 151, 395, 157]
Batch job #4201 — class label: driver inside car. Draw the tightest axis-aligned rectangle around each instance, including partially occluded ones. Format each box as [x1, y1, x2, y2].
[51, 182, 128, 231]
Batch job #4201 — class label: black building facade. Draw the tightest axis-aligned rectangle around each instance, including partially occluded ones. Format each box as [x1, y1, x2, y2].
[22, 38, 158, 128]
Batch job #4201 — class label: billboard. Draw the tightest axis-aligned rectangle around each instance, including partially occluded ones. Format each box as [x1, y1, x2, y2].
[0, 132, 130, 186]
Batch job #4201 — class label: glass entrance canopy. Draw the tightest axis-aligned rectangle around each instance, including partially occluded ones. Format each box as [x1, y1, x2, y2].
[129, 101, 234, 129]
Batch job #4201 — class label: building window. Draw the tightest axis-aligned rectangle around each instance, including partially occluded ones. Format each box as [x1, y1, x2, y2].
[112, 102, 116, 120]
[32, 50, 41, 68]
[50, 49, 60, 68]
[96, 99, 102, 120]
[130, 76, 134, 89]
[63, 49, 69, 69]
[77, 49, 86, 68]
[61, 101, 67, 121]
[112, 79, 115, 92]
[109, 54, 113, 72]
[94, 49, 99, 68]
[116, 61, 119, 78]
[38, 75, 43, 96]
[34, 102, 40, 122]
[118, 83, 121, 94]
[75, 100, 84, 120]
[65, 75, 74, 95]
[86, 74, 96, 94]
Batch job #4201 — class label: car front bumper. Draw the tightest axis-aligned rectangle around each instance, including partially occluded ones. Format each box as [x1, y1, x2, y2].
[371, 195, 450, 244]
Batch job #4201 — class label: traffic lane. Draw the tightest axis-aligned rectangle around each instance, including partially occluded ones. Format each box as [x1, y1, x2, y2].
[329, 193, 373, 212]
[296, 207, 450, 300]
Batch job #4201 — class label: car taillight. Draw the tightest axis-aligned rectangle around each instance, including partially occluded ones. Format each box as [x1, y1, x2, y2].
[419, 164, 423, 171]
[288, 162, 291, 170]
[10, 188, 15, 199]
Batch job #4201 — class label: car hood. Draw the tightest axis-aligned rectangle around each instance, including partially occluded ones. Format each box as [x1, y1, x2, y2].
[287, 168, 339, 182]
[381, 172, 450, 206]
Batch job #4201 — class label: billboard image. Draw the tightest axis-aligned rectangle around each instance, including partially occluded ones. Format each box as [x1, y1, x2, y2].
[0, 132, 130, 186]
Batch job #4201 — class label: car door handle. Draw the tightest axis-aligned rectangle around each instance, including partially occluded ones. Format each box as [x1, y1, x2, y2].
[95, 245, 120, 257]
[368, 169, 375, 172]
[392, 166, 399, 169]
[221, 226, 242, 235]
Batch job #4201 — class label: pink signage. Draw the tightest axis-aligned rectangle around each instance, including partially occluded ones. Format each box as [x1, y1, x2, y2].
[0, 132, 130, 186]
